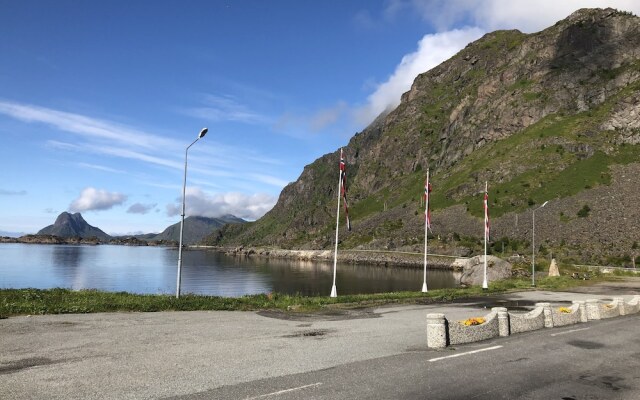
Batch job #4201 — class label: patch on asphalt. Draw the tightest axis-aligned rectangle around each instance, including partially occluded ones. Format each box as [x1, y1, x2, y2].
[567, 340, 605, 350]
[579, 374, 627, 391]
[0, 357, 58, 375]
[258, 309, 380, 322]
[283, 328, 336, 339]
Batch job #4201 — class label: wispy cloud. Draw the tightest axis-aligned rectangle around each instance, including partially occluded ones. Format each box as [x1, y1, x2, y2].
[69, 187, 127, 212]
[0, 100, 177, 150]
[77, 162, 126, 174]
[0, 189, 27, 196]
[249, 173, 291, 188]
[182, 94, 272, 125]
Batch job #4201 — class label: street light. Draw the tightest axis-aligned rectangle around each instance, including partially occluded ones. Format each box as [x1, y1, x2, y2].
[176, 127, 208, 298]
[531, 200, 549, 287]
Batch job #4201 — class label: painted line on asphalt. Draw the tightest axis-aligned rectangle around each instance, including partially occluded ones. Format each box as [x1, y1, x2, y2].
[428, 345, 503, 362]
[550, 327, 591, 337]
[245, 382, 323, 399]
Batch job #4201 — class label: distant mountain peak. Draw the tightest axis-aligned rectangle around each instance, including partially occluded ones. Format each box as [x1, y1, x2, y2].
[38, 212, 111, 240]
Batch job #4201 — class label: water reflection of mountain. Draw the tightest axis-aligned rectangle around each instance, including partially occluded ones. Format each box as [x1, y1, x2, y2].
[179, 250, 458, 297]
[51, 245, 86, 277]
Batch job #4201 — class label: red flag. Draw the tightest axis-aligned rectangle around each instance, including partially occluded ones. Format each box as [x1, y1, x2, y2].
[484, 186, 490, 240]
[340, 149, 351, 231]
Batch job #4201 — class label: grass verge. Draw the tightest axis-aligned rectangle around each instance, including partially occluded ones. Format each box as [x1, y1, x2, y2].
[0, 274, 624, 318]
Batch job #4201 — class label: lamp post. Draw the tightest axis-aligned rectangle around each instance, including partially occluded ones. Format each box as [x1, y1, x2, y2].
[176, 127, 208, 298]
[531, 200, 549, 287]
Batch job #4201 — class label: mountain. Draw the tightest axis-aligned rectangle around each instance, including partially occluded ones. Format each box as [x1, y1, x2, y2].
[205, 8, 640, 266]
[37, 212, 112, 240]
[154, 215, 246, 245]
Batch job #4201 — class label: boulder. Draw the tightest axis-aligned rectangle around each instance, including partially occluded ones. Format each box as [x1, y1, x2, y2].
[457, 255, 513, 286]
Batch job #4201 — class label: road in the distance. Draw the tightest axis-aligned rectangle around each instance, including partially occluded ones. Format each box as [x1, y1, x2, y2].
[172, 315, 640, 400]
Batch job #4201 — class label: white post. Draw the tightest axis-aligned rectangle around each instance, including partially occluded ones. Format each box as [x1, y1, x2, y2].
[482, 181, 488, 290]
[330, 149, 343, 298]
[531, 201, 548, 287]
[422, 169, 430, 293]
[532, 208, 536, 287]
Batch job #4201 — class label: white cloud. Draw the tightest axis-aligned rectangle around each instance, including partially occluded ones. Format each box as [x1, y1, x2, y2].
[69, 187, 127, 212]
[355, 27, 484, 124]
[127, 203, 157, 214]
[166, 187, 277, 220]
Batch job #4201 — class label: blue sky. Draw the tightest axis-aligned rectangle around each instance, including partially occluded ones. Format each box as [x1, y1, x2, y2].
[1, 0, 638, 235]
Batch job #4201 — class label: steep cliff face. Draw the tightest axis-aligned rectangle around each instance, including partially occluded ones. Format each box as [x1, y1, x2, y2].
[37, 212, 111, 240]
[206, 8, 640, 264]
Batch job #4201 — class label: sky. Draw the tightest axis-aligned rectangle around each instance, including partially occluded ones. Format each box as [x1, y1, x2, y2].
[2, 0, 639, 236]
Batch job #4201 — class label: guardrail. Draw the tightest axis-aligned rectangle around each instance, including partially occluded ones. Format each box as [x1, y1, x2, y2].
[427, 296, 640, 348]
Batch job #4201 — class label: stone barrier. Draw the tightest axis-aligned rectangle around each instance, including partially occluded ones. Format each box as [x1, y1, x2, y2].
[550, 302, 581, 327]
[447, 308, 500, 345]
[509, 306, 545, 334]
[427, 296, 640, 349]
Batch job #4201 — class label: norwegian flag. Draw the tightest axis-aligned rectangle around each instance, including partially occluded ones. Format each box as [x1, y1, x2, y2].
[424, 177, 432, 231]
[483, 184, 490, 240]
[340, 149, 351, 231]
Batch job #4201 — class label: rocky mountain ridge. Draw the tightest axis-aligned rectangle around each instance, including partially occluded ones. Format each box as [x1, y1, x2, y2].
[28, 212, 246, 246]
[205, 8, 640, 266]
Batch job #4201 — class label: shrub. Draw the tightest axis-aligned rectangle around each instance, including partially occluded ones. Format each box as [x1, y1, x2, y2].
[577, 204, 591, 218]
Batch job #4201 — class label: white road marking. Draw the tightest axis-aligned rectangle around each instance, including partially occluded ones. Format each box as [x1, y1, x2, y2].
[428, 345, 503, 362]
[246, 382, 323, 399]
[550, 327, 591, 337]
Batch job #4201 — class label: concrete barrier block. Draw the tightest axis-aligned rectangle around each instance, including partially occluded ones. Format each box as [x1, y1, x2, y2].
[535, 302, 554, 328]
[600, 299, 621, 319]
[551, 303, 581, 326]
[586, 299, 601, 320]
[573, 300, 588, 322]
[509, 306, 545, 334]
[624, 296, 640, 314]
[448, 310, 500, 345]
[492, 307, 510, 337]
[426, 313, 447, 349]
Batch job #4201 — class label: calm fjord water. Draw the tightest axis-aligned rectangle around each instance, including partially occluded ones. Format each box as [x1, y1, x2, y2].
[0, 244, 458, 296]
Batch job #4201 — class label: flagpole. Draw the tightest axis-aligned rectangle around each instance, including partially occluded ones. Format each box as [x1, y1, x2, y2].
[330, 149, 343, 298]
[482, 181, 489, 290]
[422, 169, 430, 293]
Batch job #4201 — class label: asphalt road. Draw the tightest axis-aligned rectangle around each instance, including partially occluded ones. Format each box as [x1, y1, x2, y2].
[1, 281, 639, 399]
[175, 315, 640, 400]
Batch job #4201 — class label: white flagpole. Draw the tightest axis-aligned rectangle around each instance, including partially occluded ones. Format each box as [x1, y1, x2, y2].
[330, 149, 343, 298]
[422, 169, 429, 293]
[482, 181, 489, 290]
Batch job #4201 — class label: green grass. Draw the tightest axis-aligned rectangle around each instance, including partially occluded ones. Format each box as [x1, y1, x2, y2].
[0, 275, 616, 318]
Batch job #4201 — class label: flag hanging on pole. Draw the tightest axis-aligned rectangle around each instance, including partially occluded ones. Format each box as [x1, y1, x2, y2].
[424, 177, 432, 232]
[484, 183, 490, 240]
[340, 149, 351, 231]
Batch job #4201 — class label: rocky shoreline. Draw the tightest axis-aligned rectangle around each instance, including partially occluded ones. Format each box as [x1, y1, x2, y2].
[197, 245, 461, 270]
[0, 234, 176, 247]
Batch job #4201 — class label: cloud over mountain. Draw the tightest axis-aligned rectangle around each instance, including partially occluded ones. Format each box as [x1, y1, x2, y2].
[69, 187, 127, 212]
[166, 187, 276, 220]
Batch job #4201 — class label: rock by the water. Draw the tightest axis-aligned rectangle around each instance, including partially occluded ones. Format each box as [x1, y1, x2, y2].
[456, 255, 512, 287]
